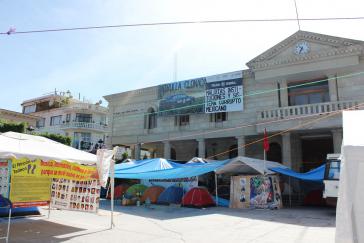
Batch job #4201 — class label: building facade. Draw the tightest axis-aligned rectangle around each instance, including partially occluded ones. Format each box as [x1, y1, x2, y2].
[105, 31, 364, 172]
[0, 108, 38, 127]
[22, 92, 108, 151]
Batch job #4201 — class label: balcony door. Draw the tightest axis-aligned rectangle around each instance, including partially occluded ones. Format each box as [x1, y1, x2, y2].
[288, 77, 329, 106]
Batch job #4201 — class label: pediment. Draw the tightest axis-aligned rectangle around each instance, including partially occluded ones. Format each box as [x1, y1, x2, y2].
[247, 30, 364, 71]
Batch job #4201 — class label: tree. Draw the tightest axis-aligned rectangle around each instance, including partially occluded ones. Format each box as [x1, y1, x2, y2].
[38, 133, 72, 146]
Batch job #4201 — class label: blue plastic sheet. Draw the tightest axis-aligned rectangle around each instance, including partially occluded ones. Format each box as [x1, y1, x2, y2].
[114, 158, 229, 179]
[269, 164, 325, 182]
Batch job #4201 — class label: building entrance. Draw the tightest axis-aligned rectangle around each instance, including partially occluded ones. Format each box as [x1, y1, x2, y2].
[301, 137, 333, 172]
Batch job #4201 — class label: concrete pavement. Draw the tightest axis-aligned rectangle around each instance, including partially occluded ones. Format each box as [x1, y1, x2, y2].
[0, 200, 336, 243]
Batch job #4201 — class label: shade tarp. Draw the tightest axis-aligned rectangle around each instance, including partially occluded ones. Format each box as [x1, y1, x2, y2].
[0, 132, 97, 164]
[216, 156, 287, 175]
[114, 158, 229, 179]
[269, 164, 325, 182]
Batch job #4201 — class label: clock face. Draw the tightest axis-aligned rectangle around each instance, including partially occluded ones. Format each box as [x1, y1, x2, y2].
[294, 41, 310, 55]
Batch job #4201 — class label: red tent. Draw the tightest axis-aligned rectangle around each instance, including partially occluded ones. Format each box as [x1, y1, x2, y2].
[182, 187, 215, 208]
[107, 184, 129, 200]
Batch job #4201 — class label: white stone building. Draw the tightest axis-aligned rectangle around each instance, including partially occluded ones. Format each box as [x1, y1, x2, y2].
[104, 31, 364, 173]
[22, 92, 108, 151]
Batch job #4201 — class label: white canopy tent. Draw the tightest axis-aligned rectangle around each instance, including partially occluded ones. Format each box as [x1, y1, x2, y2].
[336, 111, 364, 243]
[0, 132, 97, 164]
[216, 156, 288, 175]
[0, 132, 115, 242]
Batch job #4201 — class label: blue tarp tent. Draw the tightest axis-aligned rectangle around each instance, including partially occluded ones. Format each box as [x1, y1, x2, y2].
[114, 158, 229, 179]
[157, 186, 184, 205]
[269, 164, 325, 182]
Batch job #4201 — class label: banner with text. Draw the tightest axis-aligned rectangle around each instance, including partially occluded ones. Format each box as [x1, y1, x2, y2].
[11, 158, 99, 181]
[141, 177, 198, 191]
[10, 176, 51, 207]
[205, 71, 243, 113]
[51, 179, 100, 213]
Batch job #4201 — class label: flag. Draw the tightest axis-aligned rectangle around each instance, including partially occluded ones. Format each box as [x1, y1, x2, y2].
[263, 128, 270, 152]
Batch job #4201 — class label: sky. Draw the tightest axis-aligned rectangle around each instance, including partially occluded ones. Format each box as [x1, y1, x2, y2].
[1, 0, 364, 112]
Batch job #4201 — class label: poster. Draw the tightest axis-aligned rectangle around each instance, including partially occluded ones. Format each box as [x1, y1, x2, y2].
[249, 176, 274, 208]
[12, 158, 98, 181]
[0, 160, 10, 198]
[230, 175, 281, 209]
[205, 71, 243, 113]
[158, 77, 206, 116]
[51, 179, 100, 213]
[10, 176, 51, 207]
[141, 177, 198, 191]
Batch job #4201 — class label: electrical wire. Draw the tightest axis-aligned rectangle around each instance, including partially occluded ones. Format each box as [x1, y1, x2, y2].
[2, 17, 364, 35]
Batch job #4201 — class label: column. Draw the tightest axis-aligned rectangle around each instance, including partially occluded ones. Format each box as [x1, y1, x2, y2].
[332, 129, 343, 153]
[163, 141, 171, 159]
[327, 74, 338, 102]
[134, 143, 141, 160]
[279, 79, 289, 107]
[236, 136, 245, 157]
[197, 139, 206, 158]
[282, 133, 292, 168]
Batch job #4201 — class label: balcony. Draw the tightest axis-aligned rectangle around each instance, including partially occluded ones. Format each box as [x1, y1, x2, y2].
[63, 103, 108, 114]
[60, 121, 108, 132]
[256, 100, 361, 133]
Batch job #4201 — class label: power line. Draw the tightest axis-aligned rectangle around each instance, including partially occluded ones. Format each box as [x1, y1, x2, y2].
[2, 16, 364, 35]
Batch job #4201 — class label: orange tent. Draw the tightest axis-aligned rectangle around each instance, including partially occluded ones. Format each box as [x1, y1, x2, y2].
[140, 186, 165, 203]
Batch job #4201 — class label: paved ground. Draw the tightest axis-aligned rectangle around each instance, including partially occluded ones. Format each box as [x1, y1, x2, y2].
[0, 200, 336, 243]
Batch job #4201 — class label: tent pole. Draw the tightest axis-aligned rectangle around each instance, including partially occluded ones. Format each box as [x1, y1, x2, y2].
[6, 207, 11, 243]
[110, 158, 115, 229]
[215, 172, 218, 206]
[48, 202, 51, 219]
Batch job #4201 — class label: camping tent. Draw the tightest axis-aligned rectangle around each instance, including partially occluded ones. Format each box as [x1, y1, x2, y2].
[157, 186, 184, 205]
[182, 187, 215, 208]
[140, 186, 164, 203]
[216, 156, 287, 175]
[336, 111, 364, 243]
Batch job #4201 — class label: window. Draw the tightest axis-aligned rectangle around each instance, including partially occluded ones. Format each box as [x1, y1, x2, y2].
[66, 114, 71, 122]
[50, 115, 62, 126]
[144, 108, 157, 129]
[175, 115, 189, 126]
[210, 112, 227, 122]
[23, 105, 36, 114]
[75, 113, 92, 123]
[36, 118, 46, 128]
[288, 78, 329, 106]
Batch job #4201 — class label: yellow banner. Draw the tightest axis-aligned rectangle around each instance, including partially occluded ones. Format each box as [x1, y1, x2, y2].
[10, 176, 51, 205]
[11, 158, 99, 181]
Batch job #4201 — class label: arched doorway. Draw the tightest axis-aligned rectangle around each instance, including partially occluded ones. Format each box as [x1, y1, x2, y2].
[267, 142, 282, 163]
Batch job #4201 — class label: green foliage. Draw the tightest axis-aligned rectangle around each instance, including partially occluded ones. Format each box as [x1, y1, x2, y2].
[38, 133, 72, 146]
[0, 120, 26, 133]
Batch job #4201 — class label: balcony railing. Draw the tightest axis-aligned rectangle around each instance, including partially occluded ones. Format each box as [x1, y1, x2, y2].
[60, 122, 108, 132]
[64, 103, 108, 113]
[258, 100, 361, 121]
